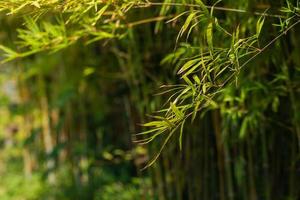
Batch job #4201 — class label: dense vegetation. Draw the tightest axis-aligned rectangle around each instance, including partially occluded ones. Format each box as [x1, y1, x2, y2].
[0, 0, 299, 199]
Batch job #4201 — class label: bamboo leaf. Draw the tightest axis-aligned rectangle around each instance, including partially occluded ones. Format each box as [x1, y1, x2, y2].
[170, 102, 184, 119]
[194, 0, 209, 15]
[141, 125, 179, 170]
[179, 119, 186, 151]
[256, 16, 265, 37]
[178, 58, 201, 74]
[206, 21, 213, 52]
[192, 75, 201, 84]
[92, 4, 109, 26]
[177, 12, 197, 42]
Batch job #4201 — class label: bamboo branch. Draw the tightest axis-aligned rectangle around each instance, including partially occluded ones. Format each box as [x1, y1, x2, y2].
[142, 2, 286, 18]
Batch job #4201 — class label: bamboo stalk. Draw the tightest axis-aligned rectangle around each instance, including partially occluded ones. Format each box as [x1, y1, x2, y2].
[38, 74, 56, 184]
[212, 111, 225, 200]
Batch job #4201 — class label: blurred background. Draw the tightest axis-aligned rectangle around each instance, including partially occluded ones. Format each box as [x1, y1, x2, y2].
[0, 0, 300, 200]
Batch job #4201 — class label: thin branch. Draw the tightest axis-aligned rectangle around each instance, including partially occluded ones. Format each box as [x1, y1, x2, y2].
[127, 15, 173, 27]
[240, 18, 300, 69]
[141, 2, 286, 18]
[222, 18, 300, 87]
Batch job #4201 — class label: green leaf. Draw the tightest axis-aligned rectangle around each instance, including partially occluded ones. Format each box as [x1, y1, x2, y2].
[143, 121, 166, 127]
[92, 4, 109, 26]
[170, 102, 184, 119]
[182, 75, 194, 87]
[256, 16, 265, 37]
[192, 100, 201, 122]
[192, 75, 201, 84]
[206, 21, 213, 51]
[194, 0, 209, 15]
[177, 11, 197, 42]
[178, 58, 201, 74]
[179, 119, 186, 151]
[0, 45, 19, 62]
[142, 125, 180, 170]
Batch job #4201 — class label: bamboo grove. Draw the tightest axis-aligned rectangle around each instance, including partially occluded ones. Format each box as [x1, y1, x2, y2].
[0, 0, 299, 199]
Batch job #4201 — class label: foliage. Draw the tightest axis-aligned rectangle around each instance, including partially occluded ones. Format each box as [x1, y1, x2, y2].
[0, 0, 300, 199]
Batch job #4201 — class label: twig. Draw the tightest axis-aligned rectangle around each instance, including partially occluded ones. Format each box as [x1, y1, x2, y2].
[127, 15, 173, 27]
[141, 2, 286, 19]
[222, 17, 300, 87]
